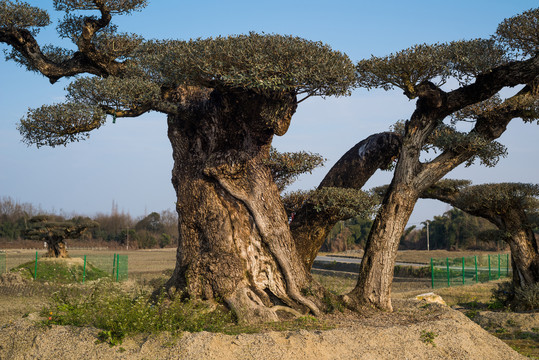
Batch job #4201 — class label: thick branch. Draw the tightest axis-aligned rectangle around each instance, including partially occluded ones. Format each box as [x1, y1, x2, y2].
[292, 132, 401, 269]
[445, 54, 539, 114]
[0, 1, 127, 83]
[415, 86, 534, 188]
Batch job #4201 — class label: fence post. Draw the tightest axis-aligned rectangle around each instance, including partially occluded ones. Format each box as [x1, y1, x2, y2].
[430, 258, 434, 289]
[462, 257, 465, 285]
[446, 257, 450, 287]
[506, 254, 510, 277]
[474, 255, 478, 283]
[116, 254, 120, 282]
[34, 251, 38, 280]
[112, 253, 116, 278]
[498, 254, 501, 279]
[488, 254, 491, 281]
[82, 255, 87, 284]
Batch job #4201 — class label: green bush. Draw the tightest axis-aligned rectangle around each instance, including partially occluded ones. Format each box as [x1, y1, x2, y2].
[42, 280, 235, 345]
[491, 281, 539, 311]
[514, 283, 539, 311]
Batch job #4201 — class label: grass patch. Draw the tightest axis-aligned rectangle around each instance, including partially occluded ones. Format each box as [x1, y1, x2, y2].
[41, 279, 336, 345]
[43, 279, 235, 345]
[312, 273, 355, 295]
[420, 330, 437, 347]
[14, 258, 110, 283]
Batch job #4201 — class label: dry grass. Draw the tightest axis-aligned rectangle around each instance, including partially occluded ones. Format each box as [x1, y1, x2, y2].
[396, 250, 511, 265]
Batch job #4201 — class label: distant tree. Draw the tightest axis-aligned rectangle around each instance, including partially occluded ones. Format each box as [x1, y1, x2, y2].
[23, 215, 97, 257]
[135, 212, 164, 233]
[422, 180, 539, 288]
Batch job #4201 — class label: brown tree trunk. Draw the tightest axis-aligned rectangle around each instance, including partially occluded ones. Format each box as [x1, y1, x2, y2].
[163, 87, 320, 323]
[46, 239, 68, 258]
[344, 184, 418, 311]
[501, 211, 539, 288]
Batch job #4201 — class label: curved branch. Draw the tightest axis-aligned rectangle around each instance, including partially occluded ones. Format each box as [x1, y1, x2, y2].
[0, 1, 127, 83]
[445, 54, 539, 114]
[292, 132, 401, 269]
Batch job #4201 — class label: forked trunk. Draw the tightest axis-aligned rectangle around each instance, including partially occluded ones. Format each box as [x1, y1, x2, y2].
[164, 87, 320, 323]
[345, 184, 418, 311]
[292, 132, 401, 270]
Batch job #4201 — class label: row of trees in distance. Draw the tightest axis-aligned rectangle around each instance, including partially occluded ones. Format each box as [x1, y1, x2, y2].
[0, 197, 178, 250]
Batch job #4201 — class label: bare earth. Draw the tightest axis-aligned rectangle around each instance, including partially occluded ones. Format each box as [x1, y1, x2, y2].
[0, 299, 527, 360]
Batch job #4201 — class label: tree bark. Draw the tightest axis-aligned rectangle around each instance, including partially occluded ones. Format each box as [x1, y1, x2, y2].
[45, 238, 68, 258]
[163, 87, 320, 323]
[344, 183, 418, 311]
[505, 225, 539, 288]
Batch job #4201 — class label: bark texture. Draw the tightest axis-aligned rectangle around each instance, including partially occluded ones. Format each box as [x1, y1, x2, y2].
[46, 239, 68, 258]
[346, 54, 538, 311]
[164, 87, 320, 323]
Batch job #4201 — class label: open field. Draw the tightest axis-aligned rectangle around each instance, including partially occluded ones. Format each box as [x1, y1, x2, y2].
[319, 249, 512, 264]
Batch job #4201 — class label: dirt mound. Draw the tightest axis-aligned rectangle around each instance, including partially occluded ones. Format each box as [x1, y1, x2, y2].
[0, 272, 26, 286]
[0, 300, 526, 360]
[39, 257, 85, 267]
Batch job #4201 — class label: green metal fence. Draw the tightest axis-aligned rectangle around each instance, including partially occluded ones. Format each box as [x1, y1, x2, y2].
[78, 253, 128, 283]
[431, 253, 511, 289]
[0, 251, 128, 283]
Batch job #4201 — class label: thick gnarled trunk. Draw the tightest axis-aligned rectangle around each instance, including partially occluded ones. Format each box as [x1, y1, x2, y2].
[507, 229, 539, 288]
[500, 210, 539, 288]
[164, 88, 319, 322]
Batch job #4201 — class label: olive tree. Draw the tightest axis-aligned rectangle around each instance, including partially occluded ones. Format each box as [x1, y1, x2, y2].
[24, 215, 96, 258]
[282, 9, 539, 311]
[422, 180, 539, 288]
[334, 8, 539, 312]
[1, 0, 355, 322]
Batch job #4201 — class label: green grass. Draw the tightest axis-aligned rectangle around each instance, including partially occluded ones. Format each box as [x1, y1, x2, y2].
[420, 330, 437, 347]
[41, 279, 335, 345]
[43, 279, 235, 345]
[14, 258, 111, 283]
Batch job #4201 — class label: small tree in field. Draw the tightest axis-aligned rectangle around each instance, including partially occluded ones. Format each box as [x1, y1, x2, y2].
[422, 180, 539, 289]
[24, 215, 96, 257]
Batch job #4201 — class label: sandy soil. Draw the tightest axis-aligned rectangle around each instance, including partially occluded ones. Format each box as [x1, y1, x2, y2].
[0, 298, 527, 360]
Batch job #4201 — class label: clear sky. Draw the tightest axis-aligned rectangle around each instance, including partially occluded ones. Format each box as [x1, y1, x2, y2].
[1, 0, 538, 226]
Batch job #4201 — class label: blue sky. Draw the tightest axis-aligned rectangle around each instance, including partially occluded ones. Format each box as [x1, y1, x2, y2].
[0, 0, 538, 225]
